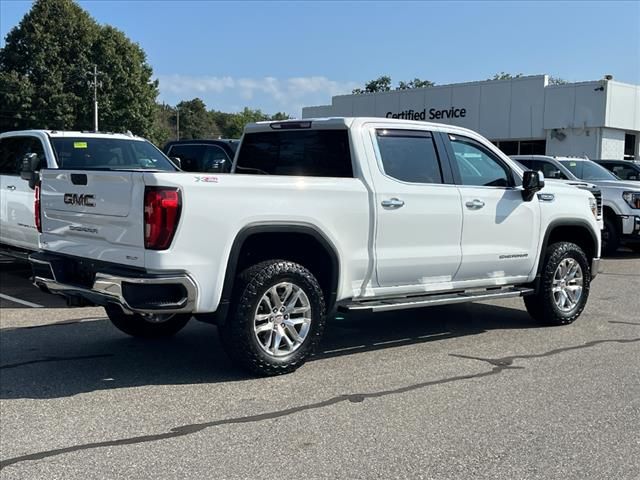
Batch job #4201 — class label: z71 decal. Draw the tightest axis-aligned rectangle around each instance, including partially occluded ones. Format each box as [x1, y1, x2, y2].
[194, 176, 219, 183]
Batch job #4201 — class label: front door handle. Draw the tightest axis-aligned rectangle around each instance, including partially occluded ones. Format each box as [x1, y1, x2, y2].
[381, 197, 405, 209]
[6, 185, 16, 191]
[465, 199, 485, 210]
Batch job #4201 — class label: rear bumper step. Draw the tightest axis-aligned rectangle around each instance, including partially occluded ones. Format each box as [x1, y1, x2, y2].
[30, 253, 197, 314]
[340, 286, 535, 313]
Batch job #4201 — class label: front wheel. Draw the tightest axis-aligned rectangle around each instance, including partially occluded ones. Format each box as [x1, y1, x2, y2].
[105, 305, 192, 338]
[524, 242, 591, 326]
[219, 259, 326, 376]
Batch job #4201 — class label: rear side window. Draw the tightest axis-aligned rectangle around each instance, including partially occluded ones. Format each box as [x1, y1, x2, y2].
[375, 129, 443, 184]
[235, 130, 353, 177]
[168, 144, 231, 172]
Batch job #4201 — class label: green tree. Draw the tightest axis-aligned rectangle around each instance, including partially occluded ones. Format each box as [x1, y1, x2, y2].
[0, 0, 158, 136]
[270, 112, 291, 121]
[174, 98, 216, 140]
[489, 72, 523, 80]
[397, 78, 435, 90]
[149, 102, 175, 147]
[548, 76, 568, 85]
[353, 75, 435, 94]
[352, 75, 392, 94]
[223, 107, 271, 138]
[91, 25, 158, 135]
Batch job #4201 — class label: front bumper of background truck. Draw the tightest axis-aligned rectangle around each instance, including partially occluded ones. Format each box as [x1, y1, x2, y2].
[29, 252, 197, 314]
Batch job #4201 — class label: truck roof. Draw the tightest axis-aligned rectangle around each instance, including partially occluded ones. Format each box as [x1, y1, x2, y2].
[244, 117, 480, 136]
[0, 129, 146, 141]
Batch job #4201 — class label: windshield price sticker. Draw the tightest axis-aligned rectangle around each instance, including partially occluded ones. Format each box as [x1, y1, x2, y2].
[73, 141, 88, 149]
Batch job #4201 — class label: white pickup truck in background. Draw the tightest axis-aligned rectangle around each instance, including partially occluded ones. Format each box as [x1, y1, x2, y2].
[0, 130, 177, 257]
[29, 118, 601, 375]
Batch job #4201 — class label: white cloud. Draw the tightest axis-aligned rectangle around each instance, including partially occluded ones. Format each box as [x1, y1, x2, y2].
[156, 74, 359, 116]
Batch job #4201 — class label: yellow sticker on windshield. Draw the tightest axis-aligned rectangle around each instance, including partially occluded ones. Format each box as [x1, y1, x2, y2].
[74, 141, 88, 149]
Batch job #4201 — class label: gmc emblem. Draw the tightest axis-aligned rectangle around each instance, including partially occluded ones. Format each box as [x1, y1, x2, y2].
[64, 193, 95, 207]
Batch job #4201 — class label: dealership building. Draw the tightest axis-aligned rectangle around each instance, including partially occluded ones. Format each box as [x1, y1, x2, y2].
[302, 75, 640, 160]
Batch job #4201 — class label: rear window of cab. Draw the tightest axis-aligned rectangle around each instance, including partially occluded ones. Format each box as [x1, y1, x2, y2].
[235, 130, 353, 178]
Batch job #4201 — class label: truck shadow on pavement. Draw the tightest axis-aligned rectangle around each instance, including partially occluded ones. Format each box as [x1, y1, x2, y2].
[0, 302, 541, 400]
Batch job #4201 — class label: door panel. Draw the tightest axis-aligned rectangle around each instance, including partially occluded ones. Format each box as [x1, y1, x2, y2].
[368, 127, 463, 289]
[446, 134, 540, 282]
[455, 186, 540, 280]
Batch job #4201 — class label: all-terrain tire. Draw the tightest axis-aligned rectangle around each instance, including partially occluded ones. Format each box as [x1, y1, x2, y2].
[105, 305, 191, 338]
[218, 259, 326, 376]
[524, 242, 590, 326]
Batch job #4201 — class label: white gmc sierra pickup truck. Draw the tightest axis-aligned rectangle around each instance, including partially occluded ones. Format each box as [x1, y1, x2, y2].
[29, 118, 601, 375]
[0, 130, 177, 257]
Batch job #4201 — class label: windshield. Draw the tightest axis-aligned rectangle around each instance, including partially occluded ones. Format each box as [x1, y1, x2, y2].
[558, 160, 618, 181]
[51, 137, 176, 171]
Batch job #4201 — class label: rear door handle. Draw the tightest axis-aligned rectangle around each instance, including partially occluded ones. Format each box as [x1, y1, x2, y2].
[465, 199, 485, 210]
[381, 197, 405, 208]
[6, 185, 16, 191]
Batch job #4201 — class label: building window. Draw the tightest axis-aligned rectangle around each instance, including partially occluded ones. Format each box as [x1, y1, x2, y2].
[493, 139, 546, 156]
[624, 133, 637, 159]
[519, 140, 546, 155]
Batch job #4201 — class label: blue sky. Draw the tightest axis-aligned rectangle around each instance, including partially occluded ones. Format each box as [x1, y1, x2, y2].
[1, 1, 639, 117]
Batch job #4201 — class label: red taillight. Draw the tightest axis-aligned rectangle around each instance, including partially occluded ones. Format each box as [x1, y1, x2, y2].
[34, 185, 42, 233]
[144, 187, 181, 250]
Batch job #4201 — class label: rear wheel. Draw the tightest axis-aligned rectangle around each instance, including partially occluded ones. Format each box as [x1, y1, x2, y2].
[219, 259, 326, 376]
[602, 216, 620, 256]
[105, 305, 191, 338]
[524, 242, 590, 326]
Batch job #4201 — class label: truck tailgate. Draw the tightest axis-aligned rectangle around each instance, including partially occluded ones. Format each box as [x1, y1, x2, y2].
[39, 170, 146, 268]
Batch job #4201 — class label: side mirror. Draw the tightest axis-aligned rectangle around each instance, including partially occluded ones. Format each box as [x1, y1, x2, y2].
[169, 156, 182, 169]
[522, 170, 545, 202]
[20, 153, 40, 190]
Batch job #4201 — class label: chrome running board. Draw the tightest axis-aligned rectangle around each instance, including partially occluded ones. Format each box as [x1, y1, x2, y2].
[340, 286, 534, 313]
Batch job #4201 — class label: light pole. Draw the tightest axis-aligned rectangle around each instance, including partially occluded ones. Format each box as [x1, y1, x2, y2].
[87, 65, 102, 132]
[176, 107, 180, 141]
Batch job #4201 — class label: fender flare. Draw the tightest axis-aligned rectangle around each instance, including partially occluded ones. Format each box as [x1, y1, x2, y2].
[210, 222, 341, 325]
[532, 219, 599, 288]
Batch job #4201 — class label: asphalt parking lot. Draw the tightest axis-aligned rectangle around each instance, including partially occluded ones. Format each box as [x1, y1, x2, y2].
[0, 253, 639, 479]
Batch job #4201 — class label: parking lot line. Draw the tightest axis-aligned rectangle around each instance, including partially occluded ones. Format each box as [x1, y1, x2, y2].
[0, 293, 43, 308]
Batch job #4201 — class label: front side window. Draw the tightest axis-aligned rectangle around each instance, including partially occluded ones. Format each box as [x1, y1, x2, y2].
[51, 138, 176, 171]
[558, 160, 618, 181]
[236, 130, 352, 177]
[375, 129, 443, 184]
[449, 135, 511, 187]
[609, 164, 640, 181]
[536, 160, 567, 180]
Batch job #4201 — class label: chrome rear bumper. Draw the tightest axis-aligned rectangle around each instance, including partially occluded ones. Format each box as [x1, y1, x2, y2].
[31, 254, 197, 314]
